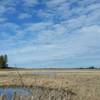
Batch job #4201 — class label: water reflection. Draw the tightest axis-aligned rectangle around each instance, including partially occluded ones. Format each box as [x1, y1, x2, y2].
[0, 87, 30, 100]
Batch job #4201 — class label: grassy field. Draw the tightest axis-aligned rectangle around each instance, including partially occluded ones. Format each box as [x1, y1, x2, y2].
[0, 69, 100, 100]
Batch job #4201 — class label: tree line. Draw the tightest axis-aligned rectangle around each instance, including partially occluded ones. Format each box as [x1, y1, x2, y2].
[0, 54, 8, 69]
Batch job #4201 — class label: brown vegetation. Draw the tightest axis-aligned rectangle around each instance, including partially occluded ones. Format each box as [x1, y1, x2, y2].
[0, 69, 100, 100]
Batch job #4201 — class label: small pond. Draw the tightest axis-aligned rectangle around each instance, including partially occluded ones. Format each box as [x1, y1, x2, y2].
[0, 87, 31, 100]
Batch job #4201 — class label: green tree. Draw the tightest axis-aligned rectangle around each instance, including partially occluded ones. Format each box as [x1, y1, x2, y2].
[4, 54, 8, 67]
[0, 54, 8, 68]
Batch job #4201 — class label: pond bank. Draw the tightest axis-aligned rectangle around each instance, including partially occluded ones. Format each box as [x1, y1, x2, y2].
[0, 86, 76, 100]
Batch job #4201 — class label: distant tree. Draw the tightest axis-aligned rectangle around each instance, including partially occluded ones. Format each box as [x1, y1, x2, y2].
[0, 54, 8, 69]
[0, 55, 4, 68]
[4, 54, 8, 67]
[88, 66, 95, 69]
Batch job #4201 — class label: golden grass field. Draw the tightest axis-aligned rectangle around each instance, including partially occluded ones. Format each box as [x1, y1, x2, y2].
[0, 69, 100, 100]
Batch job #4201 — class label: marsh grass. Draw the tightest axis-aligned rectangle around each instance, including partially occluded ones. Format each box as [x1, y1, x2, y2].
[0, 69, 100, 100]
[0, 70, 76, 100]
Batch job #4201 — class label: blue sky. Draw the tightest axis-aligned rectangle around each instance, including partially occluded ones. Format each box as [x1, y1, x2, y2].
[0, 0, 100, 68]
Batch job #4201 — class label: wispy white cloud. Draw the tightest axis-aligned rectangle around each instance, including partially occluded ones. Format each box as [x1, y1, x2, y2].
[22, 0, 38, 7]
[18, 13, 32, 19]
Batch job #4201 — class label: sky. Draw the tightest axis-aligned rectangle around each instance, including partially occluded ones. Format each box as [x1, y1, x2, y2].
[0, 0, 100, 68]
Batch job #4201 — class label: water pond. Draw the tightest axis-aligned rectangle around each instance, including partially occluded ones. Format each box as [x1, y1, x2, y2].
[0, 87, 31, 100]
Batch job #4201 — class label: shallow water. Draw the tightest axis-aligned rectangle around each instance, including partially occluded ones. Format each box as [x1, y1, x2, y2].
[0, 87, 30, 100]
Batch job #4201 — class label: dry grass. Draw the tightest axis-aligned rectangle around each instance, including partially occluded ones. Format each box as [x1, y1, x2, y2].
[0, 69, 100, 100]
